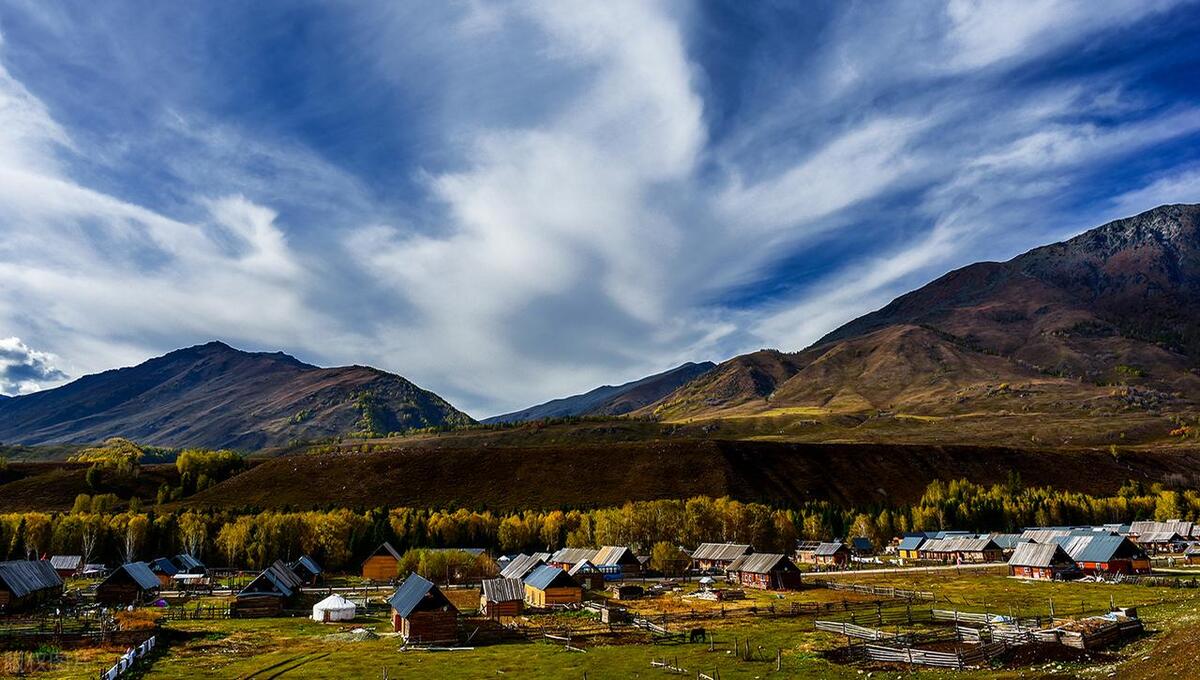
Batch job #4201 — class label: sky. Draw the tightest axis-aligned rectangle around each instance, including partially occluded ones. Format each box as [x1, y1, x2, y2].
[2, 1, 1200, 417]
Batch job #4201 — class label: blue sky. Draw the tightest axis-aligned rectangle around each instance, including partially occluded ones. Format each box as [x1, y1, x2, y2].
[1, 1, 1200, 417]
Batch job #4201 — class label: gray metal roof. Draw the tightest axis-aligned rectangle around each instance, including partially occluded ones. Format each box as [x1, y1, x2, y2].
[388, 573, 455, 618]
[568, 560, 601, 575]
[149, 558, 178, 576]
[814, 542, 847, 557]
[726, 553, 796, 574]
[173, 554, 204, 572]
[524, 564, 578, 591]
[371, 542, 403, 561]
[1063, 535, 1145, 564]
[1008, 541, 1072, 568]
[500, 554, 546, 580]
[1130, 520, 1193, 537]
[49, 555, 82, 570]
[921, 537, 999, 553]
[0, 560, 63, 598]
[691, 543, 752, 562]
[849, 537, 874, 551]
[593, 546, 637, 566]
[989, 534, 1024, 549]
[897, 536, 926, 551]
[481, 577, 525, 603]
[292, 555, 322, 576]
[239, 560, 304, 598]
[550, 548, 599, 564]
[101, 562, 160, 592]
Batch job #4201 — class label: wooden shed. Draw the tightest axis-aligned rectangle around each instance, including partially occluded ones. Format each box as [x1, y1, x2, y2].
[499, 553, 548, 580]
[389, 573, 458, 643]
[234, 560, 304, 618]
[0, 560, 64, 612]
[810, 542, 850, 567]
[290, 555, 323, 586]
[1062, 535, 1150, 575]
[524, 565, 582, 607]
[1008, 542, 1077, 580]
[593, 546, 642, 576]
[896, 536, 926, 560]
[725, 553, 803, 590]
[172, 554, 206, 576]
[96, 562, 160, 606]
[691, 543, 752, 572]
[362, 542, 403, 582]
[480, 577, 525, 619]
[568, 560, 606, 590]
[1184, 545, 1200, 566]
[547, 548, 598, 570]
[49, 555, 82, 580]
[148, 557, 179, 587]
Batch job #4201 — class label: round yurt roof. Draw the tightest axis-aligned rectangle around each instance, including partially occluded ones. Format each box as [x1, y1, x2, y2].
[313, 594, 356, 611]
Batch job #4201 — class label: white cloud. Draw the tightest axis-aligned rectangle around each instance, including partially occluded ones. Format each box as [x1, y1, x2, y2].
[0, 337, 68, 395]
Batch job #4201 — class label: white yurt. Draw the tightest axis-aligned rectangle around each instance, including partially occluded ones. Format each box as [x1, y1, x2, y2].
[311, 594, 357, 623]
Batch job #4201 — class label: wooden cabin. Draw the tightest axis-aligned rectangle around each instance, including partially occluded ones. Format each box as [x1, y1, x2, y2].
[149, 558, 178, 587]
[524, 564, 582, 607]
[568, 560, 606, 590]
[172, 554, 206, 576]
[848, 537, 875, 557]
[362, 542, 403, 582]
[725, 553, 803, 590]
[896, 536, 926, 560]
[1008, 542, 1077, 581]
[919, 537, 1004, 564]
[499, 553, 549, 580]
[96, 562, 160, 606]
[810, 542, 850, 567]
[593, 546, 642, 576]
[234, 560, 304, 617]
[547, 548, 598, 570]
[0, 560, 64, 612]
[480, 577, 525, 619]
[691, 543, 752, 572]
[389, 573, 458, 643]
[1137, 531, 1187, 555]
[1062, 535, 1151, 575]
[290, 555, 323, 586]
[49, 555, 82, 580]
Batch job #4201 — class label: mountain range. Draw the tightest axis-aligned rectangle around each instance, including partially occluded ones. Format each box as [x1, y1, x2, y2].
[0, 341, 472, 449]
[2, 203, 1198, 450]
[641, 203, 1200, 421]
[482, 361, 715, 424]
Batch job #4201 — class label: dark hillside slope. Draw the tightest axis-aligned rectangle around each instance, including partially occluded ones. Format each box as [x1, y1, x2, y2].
[182, 440, 1200, 512]
[0, 342, 473, 449]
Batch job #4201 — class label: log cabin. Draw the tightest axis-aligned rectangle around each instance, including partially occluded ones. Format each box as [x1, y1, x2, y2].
[523, 564, 582, 607]
[234, 560, 304, 617]
[725, 553, 803, 590]
[480, 577, 525, 619]
[96, 562, 160, 606]
[691, 543, 752, 572]
[49, 555, 82, 580]
[0, 560, 64, 612]
[1008, 542, 1077, 580]
[290, 555, 323, 586]
[362, 542, 403, 582]
[810, 542, 850, 567]
[149, 557, 179, 587]
[593, 546, 642, 576]
[389, 573, 458, 643]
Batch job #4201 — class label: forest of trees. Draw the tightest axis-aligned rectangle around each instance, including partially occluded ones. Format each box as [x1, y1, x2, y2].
[0, 477, 1195, 572]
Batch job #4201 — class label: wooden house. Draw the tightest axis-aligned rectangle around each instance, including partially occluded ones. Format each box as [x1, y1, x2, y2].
[1137, 531, 1187, 555]
[691, 543, 752, 572]
[1062, 535, 1151, 575]
[794, 541, 821, 563]
[148, 557, 179, 587]
[568, 560, 607, 590]
[1008, 542, 1077, 581]
[234, 560, 304, 617]
[524, 564, 582, 607]
[389, 573, 458, 643]
[480, 577, 525, 619]
[0, 560, 64, 612]
[362, 542, 403, 582]
[593, 546, 642, 576]
[848, 537, 875, 556]
[725, 553, 803, 590]
[172, 554, 206, 576]
[290, 555, 323, 586]
[547, 548, 598, 570]
[49, 555, 82, 579]
[919, 537, 1004, 563]
[499, 553, 548, 580]
[96, 562, 160, 606]
[810, 542, 850, 567]
[896, 536, 926, 560]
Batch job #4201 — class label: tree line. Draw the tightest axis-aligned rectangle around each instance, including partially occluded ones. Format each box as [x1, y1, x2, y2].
[0, 477, 1195, 571]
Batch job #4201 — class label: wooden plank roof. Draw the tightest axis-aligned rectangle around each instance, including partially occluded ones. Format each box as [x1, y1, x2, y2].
[0, 560, 63, 598]
[481, 577, 525, 603]
[691, 543, 752, 562]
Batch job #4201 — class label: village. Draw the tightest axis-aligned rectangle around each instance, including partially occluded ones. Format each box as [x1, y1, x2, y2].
[1, 518, 1198, 678]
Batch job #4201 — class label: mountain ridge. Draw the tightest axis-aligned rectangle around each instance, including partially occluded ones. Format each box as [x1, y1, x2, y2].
[0, 340, 473, 449]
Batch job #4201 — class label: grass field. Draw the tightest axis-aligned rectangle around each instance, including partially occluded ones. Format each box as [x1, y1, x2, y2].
[19, 569, 1199, 679]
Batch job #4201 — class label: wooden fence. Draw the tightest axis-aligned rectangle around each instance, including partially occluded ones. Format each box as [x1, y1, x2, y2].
[810, 581, 935, 601]
[855, 640, 1008, 669]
